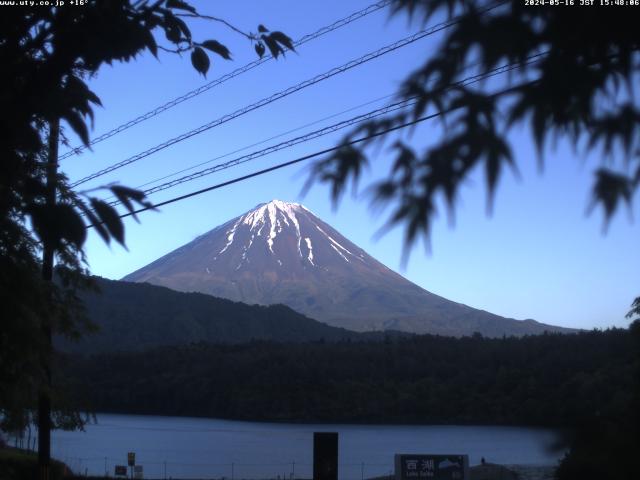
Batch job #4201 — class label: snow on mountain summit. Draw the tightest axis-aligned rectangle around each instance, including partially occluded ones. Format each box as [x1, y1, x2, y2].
[210, 199, 364, 270]
[237, 200, 305, 257]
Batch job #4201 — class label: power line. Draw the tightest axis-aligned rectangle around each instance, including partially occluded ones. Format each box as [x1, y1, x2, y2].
[71, 22, 450, 187]
[130, 92, 399, 192]
[117, 98, 413, 202]
[88, 79, 533, 228]
[58, 0, 394, 161]
[72, 2, 507, 188]
[127, 52, 517, 194]
[101, 111, 449, 221]
[103, 55, 543, 208]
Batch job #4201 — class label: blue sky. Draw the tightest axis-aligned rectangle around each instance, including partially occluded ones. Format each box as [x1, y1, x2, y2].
[60, 0, 639, 330]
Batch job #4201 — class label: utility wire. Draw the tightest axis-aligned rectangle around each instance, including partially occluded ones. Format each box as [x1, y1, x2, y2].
[72, 1, 507, 188]
[128, 52, 516, 194]
[130, 92, 398, 192]
[115, 98, 412, 203]
[100, 111, 455, 221]
[59, 0, 394, 160]
[98, 92, 396, 206]
[88, 79, 535, 228]
[104, 55, 544, 209]
[71, 23, 448, 187]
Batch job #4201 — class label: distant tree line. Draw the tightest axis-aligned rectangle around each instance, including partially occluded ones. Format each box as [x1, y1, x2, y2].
[60, 328, 635, 428]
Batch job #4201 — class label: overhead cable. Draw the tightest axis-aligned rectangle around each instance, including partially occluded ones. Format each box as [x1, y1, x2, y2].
[72, 1, 507, 188]
[87, 78, 537, 228]
[116, 99, 414, 202]
[130, 92, 399, 192]
[59, 0, 395, 160]
[104, 54, 545, 208]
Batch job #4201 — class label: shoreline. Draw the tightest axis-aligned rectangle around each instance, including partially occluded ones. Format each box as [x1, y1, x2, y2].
[84, 410, 570, 431]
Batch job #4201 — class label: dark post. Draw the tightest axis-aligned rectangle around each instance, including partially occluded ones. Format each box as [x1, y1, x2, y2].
[38, 117, 59, 480]
[313, 432, 338, 480]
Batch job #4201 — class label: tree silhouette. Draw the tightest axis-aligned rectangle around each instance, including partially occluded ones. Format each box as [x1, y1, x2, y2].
[308, 0, 639, 249]
[0, 1, 293, 477]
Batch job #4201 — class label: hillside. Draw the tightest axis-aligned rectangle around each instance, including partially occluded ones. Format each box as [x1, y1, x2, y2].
[57, 277, 366, 354]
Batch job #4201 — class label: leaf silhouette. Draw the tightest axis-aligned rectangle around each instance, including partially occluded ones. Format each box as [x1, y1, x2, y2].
[270, 31, 295, 52]
[590, 168, 633, 222]
[191, 47, 210, 76]
[91, 199, 126, 247]
[201, 40, 231, 60]
[110, 185, 155, 222]
[56, 204, 87, 249]
[261, 34, 283, 59]
[80, 202, 110, 244]
[63, 111, 90, 146]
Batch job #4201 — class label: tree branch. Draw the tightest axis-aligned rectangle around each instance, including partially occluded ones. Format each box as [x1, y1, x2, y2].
[157, 45, 190, 54]
[175, 12, 254, 41]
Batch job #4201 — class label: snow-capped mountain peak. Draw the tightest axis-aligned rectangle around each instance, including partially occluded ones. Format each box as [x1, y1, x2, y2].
[212, 200, 362, 269]
[123, 200, 570, 337]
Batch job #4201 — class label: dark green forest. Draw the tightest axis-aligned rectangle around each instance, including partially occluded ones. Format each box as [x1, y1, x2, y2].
[57, 278, 371, 354]
[61, 328, 635, 427]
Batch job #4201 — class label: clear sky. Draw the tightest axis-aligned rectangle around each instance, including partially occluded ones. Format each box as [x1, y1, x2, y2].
[60, 0, 639, 331]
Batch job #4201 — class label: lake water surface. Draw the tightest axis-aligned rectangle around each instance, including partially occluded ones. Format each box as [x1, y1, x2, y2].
[52, 414, 563, 479]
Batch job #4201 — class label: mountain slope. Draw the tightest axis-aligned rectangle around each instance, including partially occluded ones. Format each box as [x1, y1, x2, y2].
[123, 200, 570, 337]
[58, 277, 365, 354]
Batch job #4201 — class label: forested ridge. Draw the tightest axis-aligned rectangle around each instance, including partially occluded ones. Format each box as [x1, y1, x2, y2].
[56, 278, 370, 354]
[57, 278, 564, 354]
[61, 328, 635, 427]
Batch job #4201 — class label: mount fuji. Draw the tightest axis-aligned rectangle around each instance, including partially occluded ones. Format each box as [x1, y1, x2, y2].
[123, 200, 569, 337]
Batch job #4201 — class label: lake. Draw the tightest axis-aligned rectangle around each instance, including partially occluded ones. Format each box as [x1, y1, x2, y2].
[52, 414, 563, 479]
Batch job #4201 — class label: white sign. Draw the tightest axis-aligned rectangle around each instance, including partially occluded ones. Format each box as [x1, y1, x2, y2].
[395, 454, 468, 480]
